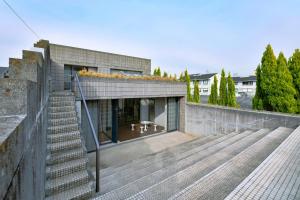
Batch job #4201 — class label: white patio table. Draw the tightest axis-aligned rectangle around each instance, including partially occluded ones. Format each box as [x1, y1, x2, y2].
[140, 121, 153, 131]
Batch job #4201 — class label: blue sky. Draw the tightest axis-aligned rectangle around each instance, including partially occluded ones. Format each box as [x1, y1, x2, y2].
[1, 0, 300, 76]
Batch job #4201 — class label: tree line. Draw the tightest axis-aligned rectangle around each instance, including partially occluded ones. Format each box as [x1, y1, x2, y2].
[153, 67, 177, 79]
[208, 69, 237, 107]
[253, 45, 300, 113]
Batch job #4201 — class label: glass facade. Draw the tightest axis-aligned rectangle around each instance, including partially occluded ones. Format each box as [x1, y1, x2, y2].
[82, 97, 180, 150]
[167, 97, 178, 131]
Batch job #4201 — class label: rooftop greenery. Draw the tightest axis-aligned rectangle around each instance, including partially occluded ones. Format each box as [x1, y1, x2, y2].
[78, 69, 180, 82]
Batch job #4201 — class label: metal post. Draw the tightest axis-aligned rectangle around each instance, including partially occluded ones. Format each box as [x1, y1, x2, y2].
[73, 73, 101, 193]
[96, 149, 100, 192]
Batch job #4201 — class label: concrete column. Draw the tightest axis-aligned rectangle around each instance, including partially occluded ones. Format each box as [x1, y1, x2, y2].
[179, 96, 186, 132]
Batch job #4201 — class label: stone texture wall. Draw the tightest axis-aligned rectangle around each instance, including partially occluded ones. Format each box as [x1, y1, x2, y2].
[75, 77, 186, 100]
[49, 44, 151, 91]
[185, 103, 300, 136]
[0, 41, 50, 200]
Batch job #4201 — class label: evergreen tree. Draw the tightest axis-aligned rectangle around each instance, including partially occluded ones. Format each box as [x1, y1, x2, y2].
[179, 73, 184, 81]
[174, 74, 177, 80]
[252, 65, 263, 110]
[153, 68, 157, 76]
[227, 73, 236, 107]
[193, 80, 200, 103]
[208, 75, 218, 104]
[219, 69, 227, 106]
[268, 52, 297, 113]
[288, 49, 300, 112]
[185, 69, 193, 102]
[157, 67, 161, 76]
[163, 71, 168, 77]
[260, 44, 277, 111]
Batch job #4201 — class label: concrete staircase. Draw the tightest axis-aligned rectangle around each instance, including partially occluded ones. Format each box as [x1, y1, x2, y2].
[45, 91, 93, 200]
[95, 126, 299, 200]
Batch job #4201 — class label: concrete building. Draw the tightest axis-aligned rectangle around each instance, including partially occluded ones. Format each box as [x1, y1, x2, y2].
[190, 73, 221, 96]
[233, 75, 256, 97]
[0, 67, 8, 78]
[47, 42, 186, 150]
[1, 40, 300, 200]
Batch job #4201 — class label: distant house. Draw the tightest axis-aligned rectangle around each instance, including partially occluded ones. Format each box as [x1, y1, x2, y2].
[233, 75, 256, 97]
[190, 73, 221, 96]
[0, 67, 8, 78]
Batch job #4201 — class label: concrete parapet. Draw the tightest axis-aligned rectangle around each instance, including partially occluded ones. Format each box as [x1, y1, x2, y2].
[186, 103, 300, 136]
[0, 79, 28, 115]
[76, 77, 186, 100]
[0, 40, 50, 200]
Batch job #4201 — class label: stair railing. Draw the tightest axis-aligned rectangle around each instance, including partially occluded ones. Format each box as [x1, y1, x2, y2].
[73, 73, 100, 193]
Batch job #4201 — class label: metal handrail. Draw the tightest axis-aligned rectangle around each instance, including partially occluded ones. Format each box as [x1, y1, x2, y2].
[73, 73, 100, 193]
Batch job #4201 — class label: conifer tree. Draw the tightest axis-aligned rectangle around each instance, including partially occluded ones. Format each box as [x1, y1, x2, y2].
[208, 75, 218, 104]
[185, 69, 193, 102]
[288, 49, 300, 112]
[219, 69, 227, 106]
[153, 68, 157, 76]
[227, 73, 236, 107]
[163, 71, 168, 77]
[268, 52, 297, 113]
[157, 67, 161, 76]
[179, 73, 184, 81]
[260, 44, 277, 111]
[193, 80, 200, 103]
[252, 65, 263, 110]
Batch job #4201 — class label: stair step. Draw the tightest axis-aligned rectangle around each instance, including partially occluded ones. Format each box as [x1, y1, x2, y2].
[167, 127, 293, 200]
[45, 182, 93, 200]
[47, 158, 88, 179]
[47, 148, 85, 165]
[50, 100, 73, 107]
[48, 139, 82, 153]
[48, 111, 77, 119]
[45, 170, 89, 196]
[225, 126, 300, 200]
[98, 130, 258, 197]
[48, 124, 78, 134]
[48, 117, 78, 128]
[51, 91, 73, 97]
[99, 131, 245, 194]
[119, 128, 271, 200]
[47, 131, 81, 143]
[49, 105, 74, 113]
[50, 96, 75, 102]
[100, 134, 222, 178]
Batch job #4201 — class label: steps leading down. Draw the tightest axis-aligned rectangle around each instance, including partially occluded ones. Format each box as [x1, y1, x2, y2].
[123, 128, 272, 200]
[100, 131, 242, 194]
[225, 126, 300, 200]
[168, 127, 293, 200]
[45, 91, 93, 200]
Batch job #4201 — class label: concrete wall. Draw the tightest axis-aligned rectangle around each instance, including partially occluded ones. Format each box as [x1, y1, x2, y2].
[0, 41, 50, 200]
[186, 103, 300, 136]
[49, 43, 151, 91]
[76, 77, 186, 100]
[179, 97, 186, 132]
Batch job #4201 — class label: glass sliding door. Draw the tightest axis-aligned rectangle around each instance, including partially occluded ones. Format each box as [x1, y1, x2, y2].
[99, 100, 112, 144]
[167, 97, 178, 131]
